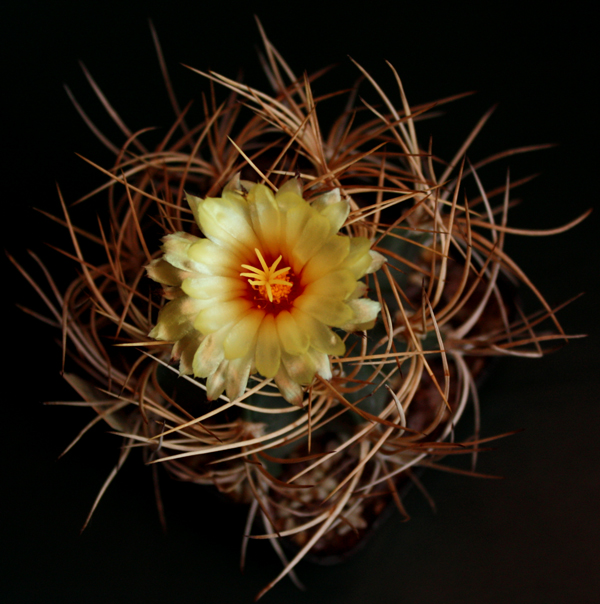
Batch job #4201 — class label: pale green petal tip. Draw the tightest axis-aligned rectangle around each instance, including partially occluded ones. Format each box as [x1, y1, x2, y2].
[161, 232, 197, 256]
[310, 349, 333, 381]
[192, 332, 225, 378]
[185, 191, 203, 226]
[146, 258, 185, 286]
[223, 172, 242, 194]
[274, 365, 305, 407]
[366, 250, 386, 274]
[172, 332, 204, 375]
[221, 171, 257, 199]
[312, 189, 350, 233]
[225, 355, 253, 401]
[349, 281, 368, 300]
[150, 298, 197, 341]
[321, 200, 351, 233]
[148, 325, 161, 340]
[248, 182, 277, 206]
[276, 177, 303, 198]
[312, 188, 341, 211]
[341, 298, 382, 332]
[206, 360, 228, 400]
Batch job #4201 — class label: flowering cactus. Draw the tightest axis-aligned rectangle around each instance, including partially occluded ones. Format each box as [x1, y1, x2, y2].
[13, 23, 586, 600]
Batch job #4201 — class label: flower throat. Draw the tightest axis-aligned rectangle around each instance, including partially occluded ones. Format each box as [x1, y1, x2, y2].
[241, 248, 294, 304]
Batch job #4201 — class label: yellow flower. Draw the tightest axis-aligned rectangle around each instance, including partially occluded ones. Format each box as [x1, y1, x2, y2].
[146, 176, 383, 405]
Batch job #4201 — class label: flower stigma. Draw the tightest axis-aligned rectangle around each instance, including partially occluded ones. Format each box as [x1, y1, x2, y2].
[240, 249, 293, 304]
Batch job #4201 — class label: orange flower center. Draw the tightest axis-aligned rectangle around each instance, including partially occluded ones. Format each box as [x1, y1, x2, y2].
[241, 249, 294, 304]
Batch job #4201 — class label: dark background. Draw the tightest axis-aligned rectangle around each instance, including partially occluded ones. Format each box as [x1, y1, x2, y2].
[3, 2, 598, 603]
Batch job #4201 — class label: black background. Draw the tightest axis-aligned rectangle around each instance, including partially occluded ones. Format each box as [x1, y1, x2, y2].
[3, 2, 599, 603]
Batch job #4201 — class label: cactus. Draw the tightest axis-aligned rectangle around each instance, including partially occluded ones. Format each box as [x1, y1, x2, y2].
[12, 22, 586, 600]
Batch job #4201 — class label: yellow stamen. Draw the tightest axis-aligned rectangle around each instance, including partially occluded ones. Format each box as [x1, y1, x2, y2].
[241, 248, 293, 303]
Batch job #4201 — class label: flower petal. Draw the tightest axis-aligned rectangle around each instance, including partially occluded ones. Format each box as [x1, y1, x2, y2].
[348, 281, 368, 300]
[274, 364, 304, 406]
[223, 309, 265, 360]
[275, 190, 305, 246]
[194, 299, 252, 334]
[275, 178, 303, 199]
[149, 296, 203, 341]
[206, 359, 228, 400]
[187, 239, 243, 277]
[340, 298, 381, 331]
[294, 294, 354, 327]
[302, 269, 356, 300]
[307, 348, 332, 381]
[291, 212, 332, 271]
[172, 331, 204, 375]
[225, 354, 253, 401]
[248, 184, 282, 258]
[161, 232, 202, 272]
[275, 310, 310, 355]
[255, 314, 281, 378]
[300, 236, 351, 284]
[366, 250, 386, 273]
[146, 257, 191, 287]
[343, 237, 373, 278]
[192, 330, 227, 378]
[196, 195, 259, 255]
[181, 275, 245, 300]
[283, 200, 312, 258]
[311, 187, 341, 211]
[312, 189, 350, 232]
[281, 350, 317, 385]
[292, 309, 346, 355]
